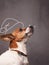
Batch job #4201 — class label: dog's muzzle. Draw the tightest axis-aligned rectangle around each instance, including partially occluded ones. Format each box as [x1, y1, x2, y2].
[25, 25, 34, 37]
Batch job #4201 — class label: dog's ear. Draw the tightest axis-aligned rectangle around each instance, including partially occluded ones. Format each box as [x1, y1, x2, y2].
[0, 34, 15, 41]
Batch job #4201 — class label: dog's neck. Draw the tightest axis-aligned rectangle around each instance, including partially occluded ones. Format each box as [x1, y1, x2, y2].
[16, 41, 27, 54]
[9, 39, 27, 55]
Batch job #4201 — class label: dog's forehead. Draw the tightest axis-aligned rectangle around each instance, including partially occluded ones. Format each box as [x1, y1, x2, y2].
[12, 28, 26, 35]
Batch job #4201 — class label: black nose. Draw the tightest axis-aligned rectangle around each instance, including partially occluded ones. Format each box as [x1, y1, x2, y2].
[29, 25, 34, 33]
[29, 25, 33, 29]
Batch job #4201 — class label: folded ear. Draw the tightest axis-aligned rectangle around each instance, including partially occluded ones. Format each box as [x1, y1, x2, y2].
[0, 34, 15, 41]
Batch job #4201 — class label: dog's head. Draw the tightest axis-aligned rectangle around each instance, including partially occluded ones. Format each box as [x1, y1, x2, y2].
[0, 25, 34, 42]
[12, 25, 34, 42]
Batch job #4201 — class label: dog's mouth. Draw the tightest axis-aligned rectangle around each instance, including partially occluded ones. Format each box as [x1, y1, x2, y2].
[25, 25, 34, 37]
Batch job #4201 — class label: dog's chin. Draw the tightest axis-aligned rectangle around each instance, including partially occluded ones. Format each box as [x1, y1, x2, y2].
[25, 32, 33, 38]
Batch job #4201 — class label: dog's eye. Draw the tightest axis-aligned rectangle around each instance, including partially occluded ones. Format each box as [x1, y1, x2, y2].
[19, 28, 22, 31]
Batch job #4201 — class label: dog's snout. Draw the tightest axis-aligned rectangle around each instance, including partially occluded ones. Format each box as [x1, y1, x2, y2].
[29, 25, 34, 33]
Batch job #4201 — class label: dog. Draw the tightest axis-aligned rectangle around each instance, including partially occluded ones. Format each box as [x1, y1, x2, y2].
[0, 25, 34, 65]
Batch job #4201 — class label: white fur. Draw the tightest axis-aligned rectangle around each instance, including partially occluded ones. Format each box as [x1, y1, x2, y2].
[26, 27, 30, 33]
[0, 41, 29, 65]
[0, 27, 31, 65]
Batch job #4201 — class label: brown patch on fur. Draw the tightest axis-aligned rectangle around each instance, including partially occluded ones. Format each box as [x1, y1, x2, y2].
[12, 28, 26, 42]
[10, 40, 18, 48]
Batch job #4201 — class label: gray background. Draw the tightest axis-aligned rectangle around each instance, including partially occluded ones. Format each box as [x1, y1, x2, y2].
[0, 0, 49, 65]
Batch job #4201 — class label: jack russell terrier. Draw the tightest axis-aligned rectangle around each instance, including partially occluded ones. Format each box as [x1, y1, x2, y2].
[0, 25, 34, 65]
